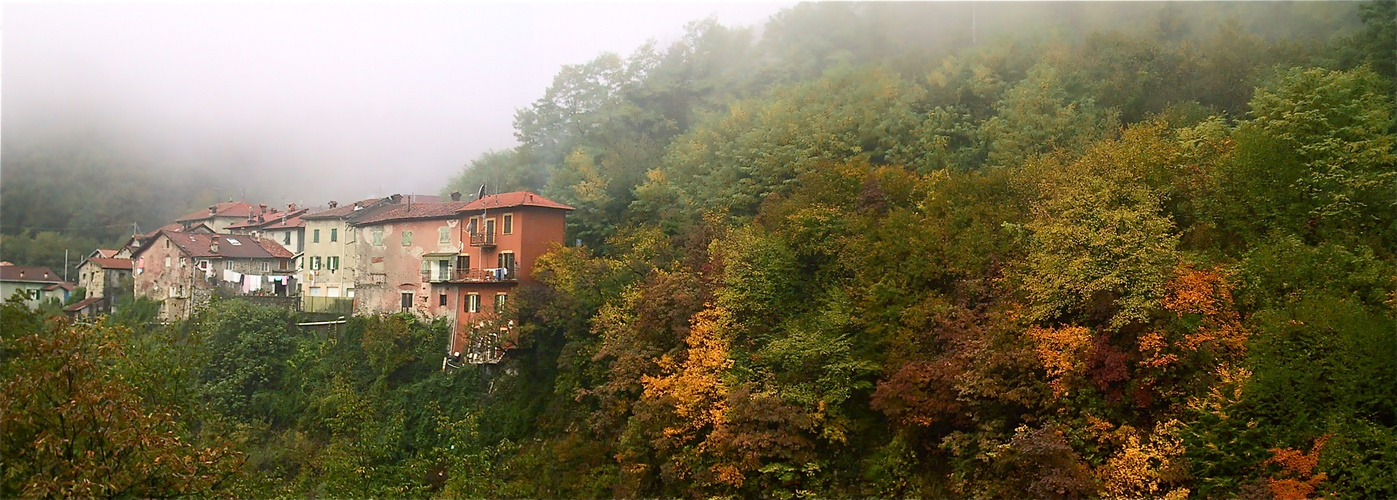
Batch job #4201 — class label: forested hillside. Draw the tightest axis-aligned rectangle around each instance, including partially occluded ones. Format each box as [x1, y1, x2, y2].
[4, 2, 1394, 498]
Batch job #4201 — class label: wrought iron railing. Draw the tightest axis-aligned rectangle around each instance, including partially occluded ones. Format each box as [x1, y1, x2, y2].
[453, 264, 517, 283]
[468, 231, 496, 247]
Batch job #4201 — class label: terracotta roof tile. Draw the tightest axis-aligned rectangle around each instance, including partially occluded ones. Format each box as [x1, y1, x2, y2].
[175, 201, 263, 222]
[0, 264, 63, 283]
[459, 191, 573, 212]
[87, 258, 133, 270]
[43, 282, 75, 292]
[352, 200, 473, 225]
[64, 296, 103, 312]
[138, 231, 293, 260]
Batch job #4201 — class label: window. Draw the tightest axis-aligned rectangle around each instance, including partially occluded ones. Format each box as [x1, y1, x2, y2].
[313, 229, 321, 243]
[199, 260, 210, 270]
[261, 261, 270, 272]
[402, 231, 412, 246]
[467, 218, 478, 235]
[26, 290, 39, 300]
[328, 256, 339, 271]
[495, 293, 508, 313]
[227, 238, 242, 246]
[279, 259, 289, 270]
[420, 259, 431, 276]
[437, 259, 451, 281]
[347, 226, 356, 243]
[372, 228, 384, 246]
[439, 293, 448, 306]
[311, 256, 322, 270]
[165, 256, 171, 267]
[401, 292, 413, 311]
[180, 257, 187, 267]
[330, 228, 338, 242]
[439, 226, 450, 244]
[498, 252, 515, 271]
[485, 218, 496, 237]
[456, 255, 469, 271]
[283, 232, 291, 245]
[466, 293, 480, 313]
[503, 214, 513, 234]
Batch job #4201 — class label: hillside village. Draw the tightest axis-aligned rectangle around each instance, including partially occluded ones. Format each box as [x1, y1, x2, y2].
[3, 190, 572, 364]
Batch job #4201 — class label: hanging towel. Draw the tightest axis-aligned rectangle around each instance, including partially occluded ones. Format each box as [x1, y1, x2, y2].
[249, 276, 263, 292]
[223, 269, 242, 283]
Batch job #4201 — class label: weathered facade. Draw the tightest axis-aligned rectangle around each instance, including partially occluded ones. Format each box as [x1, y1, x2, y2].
[350, 198, 470, 319]
[75, 256, 133, 313]
[132, 231, 296, 321]
[300, 196, 396, 302]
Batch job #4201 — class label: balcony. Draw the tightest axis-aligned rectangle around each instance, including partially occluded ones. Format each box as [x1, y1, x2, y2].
[468, 231, 496, 247]
[452, 264, 518, 283]
[424, 267, 455, 283]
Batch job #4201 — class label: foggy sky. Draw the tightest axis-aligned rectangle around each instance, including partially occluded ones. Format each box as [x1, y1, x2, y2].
[2, 2, 787, 206]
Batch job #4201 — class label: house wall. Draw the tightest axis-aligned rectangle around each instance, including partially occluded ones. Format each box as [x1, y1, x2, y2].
[257, 228, 304, 255]
[451, 283, 516, 355]
[302, 219, 356, 298]
[76, 262, 102, 298]
[75, 264, 130, 299]
[459, 206, 567, 285]
[0, 281, 60, 309]
[134, 234, 294, 320]
[134, 235, 199, 321]
[353, 217, 464, 319]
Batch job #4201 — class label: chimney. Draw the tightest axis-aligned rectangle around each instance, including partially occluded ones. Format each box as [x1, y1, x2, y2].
[390, 194, 403, 204]
[259, 203, 268, 214]
[288, 203, 297, 211]
[211, 235, 220, 254]
[451, 191, 462, 201]
[328, 201, 338, 208]
[209, 205, 217, 215]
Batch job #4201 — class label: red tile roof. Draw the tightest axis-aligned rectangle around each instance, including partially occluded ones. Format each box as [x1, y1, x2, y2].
[64, 296, 103, 312]
[352, 200, 473, 225]
[262, 211, 308, 230]
[304, 197, 393, 220]
[227, 208, 308, 230]
[459, 191, 573, 212]
[86, 258, 134, 270]
[175, 201, 263, 223]
[137, 231, 293, 260]
[0, 263, 63, 283]
[43, 282, 75, 292]
[257, 238, 296, 258]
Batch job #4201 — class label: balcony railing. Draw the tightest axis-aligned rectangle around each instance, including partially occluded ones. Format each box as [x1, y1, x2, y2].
[424, 266, 455, 283]
[452, 264, 517, 283]
[468, 231, 496, 247]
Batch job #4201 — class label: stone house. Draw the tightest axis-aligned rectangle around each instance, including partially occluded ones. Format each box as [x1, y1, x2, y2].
[131, 230, 296, 321]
